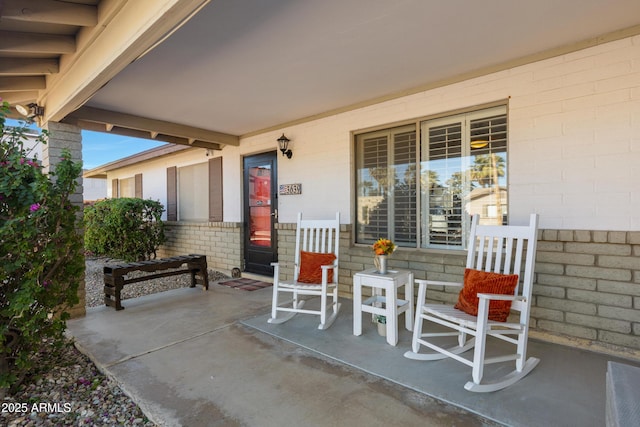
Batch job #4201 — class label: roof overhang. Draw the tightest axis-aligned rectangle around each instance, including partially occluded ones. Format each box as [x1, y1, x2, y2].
[2, 1, 640, 149]
[0, 0, 239, 150]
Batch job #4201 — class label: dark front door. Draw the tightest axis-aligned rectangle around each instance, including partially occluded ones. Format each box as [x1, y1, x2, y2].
[243, 152, 278, 275]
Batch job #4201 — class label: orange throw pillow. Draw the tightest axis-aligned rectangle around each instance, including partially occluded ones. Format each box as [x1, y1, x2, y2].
[297, 251, 337, 284]
[454, 268, 519, 322]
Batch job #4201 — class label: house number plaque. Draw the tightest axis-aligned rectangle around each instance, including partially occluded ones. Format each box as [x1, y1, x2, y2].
[279, 183, 302, 195]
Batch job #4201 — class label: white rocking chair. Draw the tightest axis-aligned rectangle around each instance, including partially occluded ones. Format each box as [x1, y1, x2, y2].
[268, 212, 341, 330]
[404, 213, 539, 392]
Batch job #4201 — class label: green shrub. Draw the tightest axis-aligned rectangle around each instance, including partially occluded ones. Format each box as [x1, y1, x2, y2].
[0, 100, 84, 393]
[84, 198, 165, 261]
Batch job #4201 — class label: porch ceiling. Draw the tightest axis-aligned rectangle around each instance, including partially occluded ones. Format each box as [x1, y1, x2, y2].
[1, 0, 640, 147]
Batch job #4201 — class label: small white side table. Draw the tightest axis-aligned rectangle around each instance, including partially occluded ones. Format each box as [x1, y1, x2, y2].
[353, 268, 414, 346]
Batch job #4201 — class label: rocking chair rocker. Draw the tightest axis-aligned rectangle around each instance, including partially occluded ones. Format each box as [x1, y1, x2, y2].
[404, 213, 539, 392]
[268, 212, 341, 330]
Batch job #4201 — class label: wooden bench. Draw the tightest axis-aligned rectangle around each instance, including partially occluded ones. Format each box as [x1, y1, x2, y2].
[103, 254, 209, 310]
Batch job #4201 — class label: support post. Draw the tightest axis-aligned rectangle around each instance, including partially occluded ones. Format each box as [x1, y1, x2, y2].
[42, 121, 86, 318]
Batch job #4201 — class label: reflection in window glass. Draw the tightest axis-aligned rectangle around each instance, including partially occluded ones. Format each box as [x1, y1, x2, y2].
[248, 166, 271, 247]
[420, 106, 508, 249]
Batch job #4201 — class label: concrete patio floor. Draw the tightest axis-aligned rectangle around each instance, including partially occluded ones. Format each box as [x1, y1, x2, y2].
[67, 282, 639, 426]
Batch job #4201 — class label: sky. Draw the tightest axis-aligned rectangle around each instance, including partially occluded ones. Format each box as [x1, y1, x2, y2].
[79, 130, 166, 170]
[6, 118, 166, 170]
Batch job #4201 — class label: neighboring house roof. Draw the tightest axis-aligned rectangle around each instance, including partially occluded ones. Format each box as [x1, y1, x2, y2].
[83, 143, 192, 179]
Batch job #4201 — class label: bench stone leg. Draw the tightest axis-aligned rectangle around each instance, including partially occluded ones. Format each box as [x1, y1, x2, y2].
[187, 256, 209, 290]
[114, 281, 124, 310]
[104, 275, 125, 310]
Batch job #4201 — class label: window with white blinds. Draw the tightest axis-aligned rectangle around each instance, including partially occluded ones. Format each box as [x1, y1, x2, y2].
[422, 118, 465, 248]
[392, 129, 417, 244]
[421, 106, 508, 249]
[355, 105, 507, 249]
[356, 125, 416, 246]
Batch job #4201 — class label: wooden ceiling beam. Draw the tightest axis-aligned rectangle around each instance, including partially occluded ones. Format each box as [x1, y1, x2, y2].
[148, 133, 222, 151]
[0, 31, 75, 54]
[0, 91, 39, 104]
[66, 106, 239, 146]
[67, 119, 108, 133]
[64, 114, 225, 151]
[0, 58, 59, 75]
[1, 0, 98, 27]
[0, 76, 46, 91]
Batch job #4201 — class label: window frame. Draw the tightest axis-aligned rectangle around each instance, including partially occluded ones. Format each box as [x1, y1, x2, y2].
[166, 157, 223, 223]
[353, 103, 508, 251]
[177, 161, 210, 222]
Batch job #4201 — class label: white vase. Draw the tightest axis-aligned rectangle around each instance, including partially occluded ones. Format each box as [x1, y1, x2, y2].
[377, 322, 387, 337]
[374, 255, 388, 274]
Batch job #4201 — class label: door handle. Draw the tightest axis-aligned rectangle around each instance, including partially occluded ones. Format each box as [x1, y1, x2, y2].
[271, 209, 278, 220]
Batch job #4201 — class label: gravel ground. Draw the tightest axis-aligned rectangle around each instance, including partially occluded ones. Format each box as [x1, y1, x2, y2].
[1, 257, 228, 427]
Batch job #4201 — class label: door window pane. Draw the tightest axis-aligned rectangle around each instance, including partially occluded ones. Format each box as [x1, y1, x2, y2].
[248, 165, 271, 247]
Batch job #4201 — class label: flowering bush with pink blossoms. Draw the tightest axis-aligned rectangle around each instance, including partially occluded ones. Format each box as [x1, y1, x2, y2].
[0, 100, 84, 394]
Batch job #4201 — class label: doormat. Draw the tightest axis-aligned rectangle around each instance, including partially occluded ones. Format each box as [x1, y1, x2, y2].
[218, 278, 272, 291]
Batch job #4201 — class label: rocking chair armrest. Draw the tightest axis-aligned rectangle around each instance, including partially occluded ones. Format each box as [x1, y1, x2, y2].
[415, 279, 463, 288]
[320, 263, 337, 285]
[477, 293, 525, 302]
[271, 262, 296, 281]
[270, 261, 294, 268]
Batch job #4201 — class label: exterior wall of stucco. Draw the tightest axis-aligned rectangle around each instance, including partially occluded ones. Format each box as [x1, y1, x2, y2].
[107, 148, 213, 220]
[102, 35, 640, 356]
[240, 35, 640, 231]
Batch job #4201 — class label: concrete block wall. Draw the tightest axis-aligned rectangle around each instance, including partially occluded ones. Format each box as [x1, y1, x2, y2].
[157, 221, 243, 274]
[534, 229, 640, 355]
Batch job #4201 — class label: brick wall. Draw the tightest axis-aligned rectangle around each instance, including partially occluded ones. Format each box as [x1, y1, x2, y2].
[534, 229, 640, 356]
[157, 221, 243, 273]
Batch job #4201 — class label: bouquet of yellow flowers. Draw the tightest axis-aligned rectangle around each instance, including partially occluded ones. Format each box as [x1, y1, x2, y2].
[372, 238, 396, 255]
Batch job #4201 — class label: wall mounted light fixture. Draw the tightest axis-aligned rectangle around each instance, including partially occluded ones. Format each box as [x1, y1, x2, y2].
[277, 133, 293, 159]
[15, 103, 44, 119]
